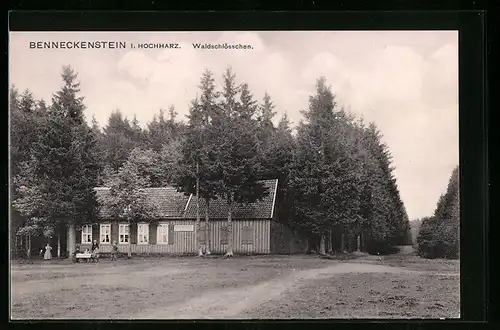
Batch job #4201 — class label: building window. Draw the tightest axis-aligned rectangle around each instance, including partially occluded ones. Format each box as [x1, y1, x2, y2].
[100, 224, 111, 244]
[82, 225, 92, 244]
[157, 223, 169, 244]
[137, 223, 149, 245]
[242, 226, 254, 244]
[119, 224, 129, 244]
[220, 226, 228, 244]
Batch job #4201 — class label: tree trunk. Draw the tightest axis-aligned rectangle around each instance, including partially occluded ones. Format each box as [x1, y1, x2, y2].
[357, 235, 361, 252]
[340, 233, 345, 252]
[196, 162, 203, 256]
[57, 233, 61, 258]
[327, 229, 333, 254]
[224, 197, 233, 258]
[67, 223, 76, 256]
[15, 235, 18, 258]
[205, 198, 211, 255]
[128, 220, 132, 258]
[27, 235, 31, 259]
[319, 233, 326, 255]
[348, 232, 353, 252]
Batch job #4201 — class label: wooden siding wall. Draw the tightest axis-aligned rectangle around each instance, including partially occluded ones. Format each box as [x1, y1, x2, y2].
[79, 219, 271, 255]
[206, 219, 271, 255]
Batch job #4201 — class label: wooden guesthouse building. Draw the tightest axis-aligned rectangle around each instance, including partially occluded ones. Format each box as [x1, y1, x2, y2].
[76, 179, 308, 256]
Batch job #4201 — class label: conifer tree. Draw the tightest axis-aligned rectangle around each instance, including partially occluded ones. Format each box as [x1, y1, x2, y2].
[10, 88, 46, 180]
[102, 110, 135, 171]
[261, 113, 295, 231]
[289, 77, 363, 254]
[417, 166, 459, 258]
[13, 66, 102, 256]
[209, 67, 268, 257]
[174, 70, 223, 256]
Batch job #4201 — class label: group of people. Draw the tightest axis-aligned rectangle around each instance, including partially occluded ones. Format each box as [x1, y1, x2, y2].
[41, 240, 121, 262]
[71, 240, 120, 263]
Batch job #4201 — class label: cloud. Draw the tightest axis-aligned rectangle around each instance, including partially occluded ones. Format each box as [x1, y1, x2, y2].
[9, 31, 458, 220]
[297, 37, 458, 220]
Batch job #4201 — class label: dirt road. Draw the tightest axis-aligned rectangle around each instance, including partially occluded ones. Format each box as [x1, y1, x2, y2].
[134, 263, 419, 319]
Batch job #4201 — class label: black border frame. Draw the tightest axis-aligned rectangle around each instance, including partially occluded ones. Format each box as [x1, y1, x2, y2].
[6, 10, 488, 328]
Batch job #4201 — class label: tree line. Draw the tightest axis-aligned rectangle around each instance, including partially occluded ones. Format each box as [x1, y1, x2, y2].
[10, 65, 413, 258]
[416, 166, 460, 259]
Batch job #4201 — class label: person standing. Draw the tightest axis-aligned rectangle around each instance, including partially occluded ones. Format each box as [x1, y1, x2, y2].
[43, 243, 52, 260]
[111, 241, 118, 261]
[91, 240, 100, 263]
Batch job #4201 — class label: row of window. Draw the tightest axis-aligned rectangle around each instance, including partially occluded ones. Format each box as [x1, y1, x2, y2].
[81, 224, 255, 245]
[82, 223, 170, 245]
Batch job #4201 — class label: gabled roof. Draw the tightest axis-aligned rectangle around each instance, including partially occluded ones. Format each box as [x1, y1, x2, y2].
[94, 187, 190, 219]
[183, 179, 278, 219]
[94, 179, 278, 220]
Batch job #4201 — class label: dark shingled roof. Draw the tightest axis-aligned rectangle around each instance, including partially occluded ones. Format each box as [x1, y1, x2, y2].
[94, 187, 191, 219]
[183, 179, 278, 219]
[94, 179, 278, 220]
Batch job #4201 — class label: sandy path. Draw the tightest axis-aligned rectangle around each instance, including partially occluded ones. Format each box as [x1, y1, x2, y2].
[134, 263, 419, 319]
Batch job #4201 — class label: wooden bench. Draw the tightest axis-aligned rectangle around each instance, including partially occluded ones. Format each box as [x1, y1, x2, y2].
[75, 253, 96, 263]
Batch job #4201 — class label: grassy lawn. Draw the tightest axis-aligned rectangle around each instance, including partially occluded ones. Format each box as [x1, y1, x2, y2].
[10, 254, 459, 319]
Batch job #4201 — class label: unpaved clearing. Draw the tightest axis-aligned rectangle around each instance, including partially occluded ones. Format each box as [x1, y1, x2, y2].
[10, 256, 459, 319]
[137, 263, 418, 319]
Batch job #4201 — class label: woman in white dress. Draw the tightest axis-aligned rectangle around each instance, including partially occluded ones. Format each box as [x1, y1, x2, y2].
[43, 243, 52, 260]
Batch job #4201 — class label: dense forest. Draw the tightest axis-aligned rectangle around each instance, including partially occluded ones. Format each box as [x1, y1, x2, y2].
[10, 65, 413, 257]
[416, 166, 460, 259]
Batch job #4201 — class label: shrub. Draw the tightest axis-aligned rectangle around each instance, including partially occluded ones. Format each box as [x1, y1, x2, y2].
[366, 241, 400, 255]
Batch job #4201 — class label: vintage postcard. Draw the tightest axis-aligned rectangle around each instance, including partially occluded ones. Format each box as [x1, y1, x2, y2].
[9, 30, 459, 319]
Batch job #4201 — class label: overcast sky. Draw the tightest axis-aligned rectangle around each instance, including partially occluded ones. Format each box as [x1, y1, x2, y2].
[9, 31, 458, 220]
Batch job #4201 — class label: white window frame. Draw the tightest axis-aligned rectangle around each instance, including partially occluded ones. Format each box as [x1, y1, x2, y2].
[100, 224, 111, 244]
[81, 225, 92, 244]
[157, 223, 169, 244]
[137, 223, 149, 245]
[119, 223, 130, 244]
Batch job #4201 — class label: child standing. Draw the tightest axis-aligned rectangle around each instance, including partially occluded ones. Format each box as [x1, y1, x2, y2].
[73, 245, 81, 263]
[111, 241, 118, 261]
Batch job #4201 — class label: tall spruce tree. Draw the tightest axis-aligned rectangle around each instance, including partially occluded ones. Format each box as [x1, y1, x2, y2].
[174, 70, 223, 256]
[357, 123, 395, 252]
[10, 88, 46, 181]
[208, 67, 268, 257]
[417, 166, 459, 258]
[289, 77, 363, 254]
[102, 110, 136, 171]
[13, 66, 102, 256]
[260, 113, 295, 232]
[147, 107, 183, 152]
